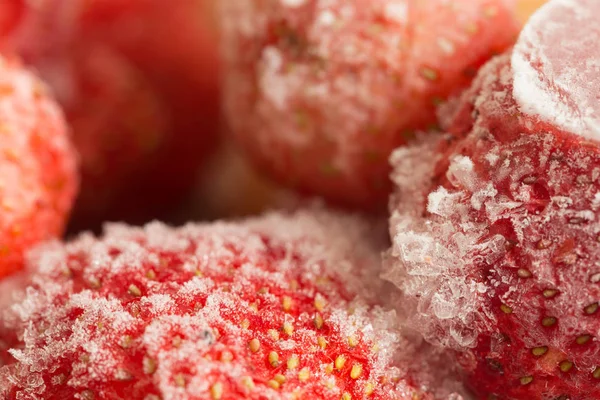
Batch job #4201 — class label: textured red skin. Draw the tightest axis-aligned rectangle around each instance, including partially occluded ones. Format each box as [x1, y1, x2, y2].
[222, 0, 521, 210]
[0, 56, 78, 279]
[432, 55, 600, 400]
[1, 0, 220, 230]
[0, 212, 424, 399]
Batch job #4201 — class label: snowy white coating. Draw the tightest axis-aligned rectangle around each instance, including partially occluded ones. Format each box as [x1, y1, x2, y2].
[512, 0, 600, 139]
[0, 208, 462, 399]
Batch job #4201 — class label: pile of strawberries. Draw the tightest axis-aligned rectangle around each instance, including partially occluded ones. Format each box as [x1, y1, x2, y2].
[1, 1, 599, 399]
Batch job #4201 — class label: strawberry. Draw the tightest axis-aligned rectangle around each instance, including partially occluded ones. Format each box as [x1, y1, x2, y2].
[385, 1, 600, 399]
[0, 55, 78, 279]
[220, 0, 521, 210]
[0, 209, 436, 399]
[1, 0, 219, 230]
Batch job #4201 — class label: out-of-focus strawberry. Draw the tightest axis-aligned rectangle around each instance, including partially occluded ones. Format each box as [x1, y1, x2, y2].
[0, 55, 78, 278]
[1, 0, 219, 230]
[220, 0, 521, 210]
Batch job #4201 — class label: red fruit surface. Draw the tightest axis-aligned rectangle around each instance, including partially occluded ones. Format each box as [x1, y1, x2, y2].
[1, 0, 219, 230]
[220, 0, 521, 209]
[0, 210, 433, 400]
[385, 1, 600, 399]
[0, 55, 78, 279]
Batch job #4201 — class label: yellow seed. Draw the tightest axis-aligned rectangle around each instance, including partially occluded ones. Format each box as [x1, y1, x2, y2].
[241, 319, 250, 329]
[314, 294, 326, 311]
[484, 5, 498, 17]
[282, 296, 293, 312]
[350, 363, 363, 379]
[268, 380, 280, 390]
[289, 280, 299, 291]
[120, 335, 133, 349]
[145, 270, 156, 280]
[79, 390, 95, 400]
[174, 374, 186, 387]
[211, 383, 223, 400]
[348, 335, 358, 348]
[249, 302, 259, 312]
[298, 367, 310, 382]
[520, 376, 533, 385]
[325, 363, 334, 374]
[594, 367, 600, 379]
[317, 336, 327, 349]
[559, 360, 573, 372]
[341, 392, 352, 400]
[531, 346, 548, 356]
[420, 67, 439, 81]
[269, 351, 279, 367]
[172, 336, 182, 348]
[542, 317, 557, 327]
[287, 355, 299, 370]
[500, 304, 513, 314]
[269, 329, 280, 341]
[364, 382, 375, 396]
[543, 289, 558, 298]
[517, 269, 532, 278]
[249, 338, 260, 353]
[335, 355, 346, 370]
[577, 335, 592, 345]
[274, 374, 286, 384]
[115, 369, 132, 381]
[283, 321, 294, 336]
[128, 284, 142, 297]
[258, 287, 268, 294]
[241, 376, 255, 390]
[143, 357, 157, 375]
[220, 351, 233, 362]
[585, 303, 599, 315]
[314, 313, 324, 329]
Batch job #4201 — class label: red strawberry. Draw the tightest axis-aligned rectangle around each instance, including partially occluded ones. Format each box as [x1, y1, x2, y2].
[220, 0, 521, 210]
[385, 1, 600, 399]
[0, 55, 78, 279]
[1, 0, 219, 230]
[0, 209, 437, 400]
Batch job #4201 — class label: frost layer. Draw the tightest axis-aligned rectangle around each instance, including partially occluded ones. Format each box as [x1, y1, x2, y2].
[512, 0, 600, 139]
[387, 48, 600, 399]
[0, 209, 446, 400]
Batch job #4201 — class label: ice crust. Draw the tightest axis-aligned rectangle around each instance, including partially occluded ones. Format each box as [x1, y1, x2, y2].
[512, 0, 600, 140]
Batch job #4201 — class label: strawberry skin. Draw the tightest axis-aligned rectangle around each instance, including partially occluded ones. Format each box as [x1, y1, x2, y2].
[0, 210, 430, 400]
[0, 55, 78, 279]
[220, 0, 521, 210]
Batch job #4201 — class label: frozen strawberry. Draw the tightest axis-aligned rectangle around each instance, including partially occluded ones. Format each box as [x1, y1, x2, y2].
[385, 1, 600, 399]
[220, 0, 521, 209]
[1, 0, 219, 230]
[0, 209, 439, 399]
[0, 55, 78, 279]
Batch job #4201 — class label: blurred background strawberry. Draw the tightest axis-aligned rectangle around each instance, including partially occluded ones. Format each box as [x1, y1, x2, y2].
[0, 0, 220, 232]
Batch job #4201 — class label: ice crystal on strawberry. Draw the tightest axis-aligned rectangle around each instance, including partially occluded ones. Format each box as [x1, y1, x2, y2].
[0, 209, 447, 399]
[0, 54, 78, 278]
[220, 0, 520, 209]
[385, 1, 600, 399]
